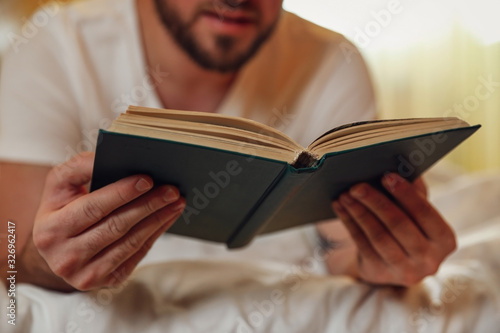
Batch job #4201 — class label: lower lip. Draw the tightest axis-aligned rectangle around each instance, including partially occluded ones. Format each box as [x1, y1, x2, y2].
[201, 13, 255, 34]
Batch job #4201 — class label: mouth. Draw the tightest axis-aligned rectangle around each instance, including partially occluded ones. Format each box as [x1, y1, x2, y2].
[200, 10, 257, 33]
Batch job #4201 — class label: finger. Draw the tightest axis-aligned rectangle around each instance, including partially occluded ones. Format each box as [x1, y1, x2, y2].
[59, 174, 155, 235]
[77, 185, 181, 256]
[349, 183, 429, 255]
[339, 193, 408, 266]
[332, 200, 380, 262]
[104, 208, 182, 288]
[412, 177, 428, 197]
[79, 199, 185, 289]
[381, 173, 455, 242]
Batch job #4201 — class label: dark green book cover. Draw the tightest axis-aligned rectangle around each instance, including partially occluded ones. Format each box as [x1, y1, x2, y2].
[90, 125, 479, 248]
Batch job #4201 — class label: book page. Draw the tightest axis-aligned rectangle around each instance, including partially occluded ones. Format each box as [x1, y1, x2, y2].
[308, 117, 467, 150]
[108, 122, 299, 163]
[310, 118, 470, 155]
[116, 114, 298, 151]
[127, 106, 300, 148]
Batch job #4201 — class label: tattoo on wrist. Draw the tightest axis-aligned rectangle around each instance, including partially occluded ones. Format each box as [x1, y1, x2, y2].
[317, 232, 342, 251]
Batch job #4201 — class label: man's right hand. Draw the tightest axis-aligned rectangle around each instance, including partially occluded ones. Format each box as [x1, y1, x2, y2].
[31, 152, 185, 291]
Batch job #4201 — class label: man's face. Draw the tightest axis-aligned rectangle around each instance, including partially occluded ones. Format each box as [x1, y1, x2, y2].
[154, 0, 283, 73]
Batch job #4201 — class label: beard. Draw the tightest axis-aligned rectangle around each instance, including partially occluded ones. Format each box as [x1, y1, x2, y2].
[153, 0, 279, 73]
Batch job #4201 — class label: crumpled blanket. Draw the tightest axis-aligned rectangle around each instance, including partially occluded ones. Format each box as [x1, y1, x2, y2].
[2, 170, 500, 333]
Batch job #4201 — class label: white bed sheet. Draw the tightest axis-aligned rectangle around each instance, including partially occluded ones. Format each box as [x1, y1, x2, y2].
[2, 169, 500, 333]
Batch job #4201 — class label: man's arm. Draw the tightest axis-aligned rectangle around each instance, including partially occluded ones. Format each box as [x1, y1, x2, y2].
[0, 162, 53, 287]
[318, 174, 456, 287]
[1, 152, 186, 291]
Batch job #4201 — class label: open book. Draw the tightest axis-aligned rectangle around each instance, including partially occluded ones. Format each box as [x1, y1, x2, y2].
[91, 106, 480, 248]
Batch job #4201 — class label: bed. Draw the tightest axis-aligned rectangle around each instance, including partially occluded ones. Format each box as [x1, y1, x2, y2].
[2, 164, 500, 333]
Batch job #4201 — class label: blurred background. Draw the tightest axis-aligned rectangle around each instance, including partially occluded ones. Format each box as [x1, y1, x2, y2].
[284, 0, 500, 172]
[0, 0, 499, 172]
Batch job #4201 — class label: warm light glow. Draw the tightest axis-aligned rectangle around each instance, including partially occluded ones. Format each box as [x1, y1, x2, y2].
[283, 0, 500, 47]
[0, 18, 17, 56]
[284, 0, 500, 171]
[456, 0, 500, 45]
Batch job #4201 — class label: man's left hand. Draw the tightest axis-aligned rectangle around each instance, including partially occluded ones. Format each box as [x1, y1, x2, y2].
[331, 173, 456, 286]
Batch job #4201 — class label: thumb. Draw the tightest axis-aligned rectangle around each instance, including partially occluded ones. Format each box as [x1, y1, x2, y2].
[42, 152, 95, 209]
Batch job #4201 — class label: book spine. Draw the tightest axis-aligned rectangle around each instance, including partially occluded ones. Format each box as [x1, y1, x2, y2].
[226, 165, 315, 248]
[291, 150, 320, 169]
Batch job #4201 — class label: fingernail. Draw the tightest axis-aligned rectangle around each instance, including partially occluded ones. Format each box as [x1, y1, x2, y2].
[383, 173, 403, 191]
[163, 186, 179, 202]
[135, 178, 153, 192]
[171, 200, 186, 212]
[340, 193, 354, 205]
[350, 184, 367, 199]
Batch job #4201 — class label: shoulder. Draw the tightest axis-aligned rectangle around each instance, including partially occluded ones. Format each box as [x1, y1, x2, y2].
[276, 12, 352, 56]
[279, 11, 345, 44]
[261, 11, 373, 93]
[53, 0, 134, 22]
[273, 14, 376, 137]
[265, 11, 368, 81]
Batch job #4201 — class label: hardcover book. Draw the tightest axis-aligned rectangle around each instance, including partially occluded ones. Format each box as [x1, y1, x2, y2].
[90, 106, 480, 248]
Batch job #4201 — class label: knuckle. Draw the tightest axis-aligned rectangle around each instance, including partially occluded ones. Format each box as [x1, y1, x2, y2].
[82, 200, 107, 221]
[402, 273, 421, 286]
[150, 210, 167, 226]
[441, 231, 457, 253]
[144, 197, 159, 215]
[106, 215, 128, 237]
[33, 230, 56, 252]
[399, 259, 439, 286]
[85, 228, 107, 254]
[108, 249, 128, 268]
[51, 253, 80, 278]
[105, 275, 121, 288]
[107, 269, 128, 287]
[427, 263, 440, 277]
[108, 236, 143, 268]
[114, 186, 132, 205]
[125, 234, 143, 253]
[400, 265, 425, 286]
[421, 258, 440, 276]
[141, 236, 155, 253]
[447, 236, 457, 253]
[74, 271, 99, 291]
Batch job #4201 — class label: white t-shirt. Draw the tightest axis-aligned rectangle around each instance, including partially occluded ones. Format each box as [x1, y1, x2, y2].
[0, 0, 376, 267]
[0, 0, 375, 166]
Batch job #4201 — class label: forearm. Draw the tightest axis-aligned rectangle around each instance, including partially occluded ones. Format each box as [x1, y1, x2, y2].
[0, 162, 59, 289]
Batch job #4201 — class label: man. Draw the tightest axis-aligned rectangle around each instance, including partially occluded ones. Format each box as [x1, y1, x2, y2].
[0, 0, 456, 291]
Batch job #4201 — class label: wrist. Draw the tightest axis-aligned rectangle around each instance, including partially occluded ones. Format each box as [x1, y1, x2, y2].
[315, 222, 359, 278]
[17, 234, 76, 292]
